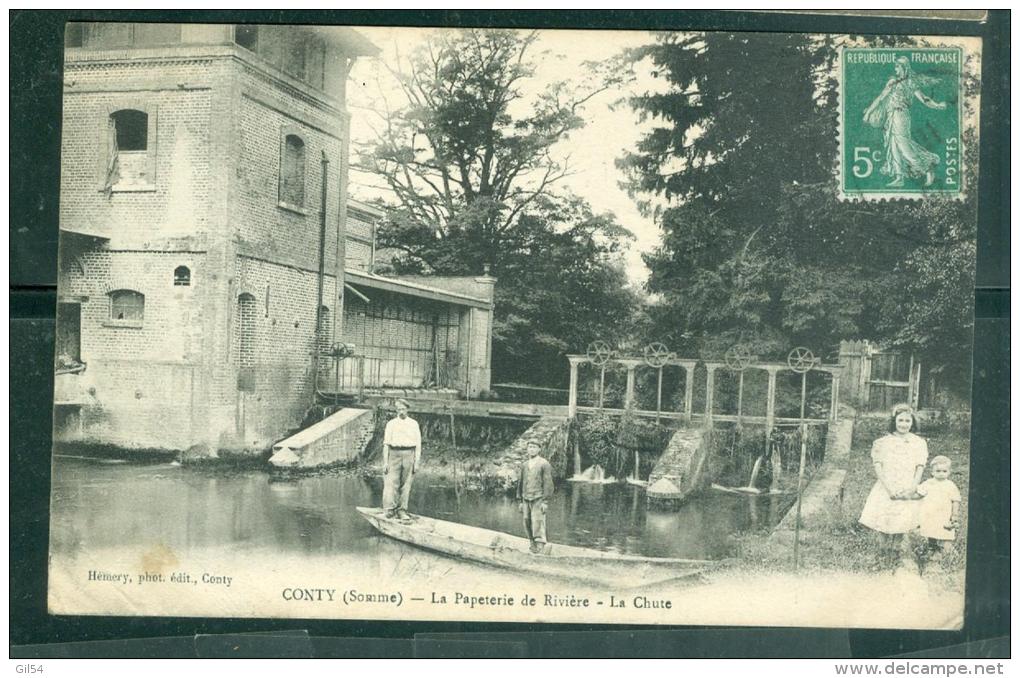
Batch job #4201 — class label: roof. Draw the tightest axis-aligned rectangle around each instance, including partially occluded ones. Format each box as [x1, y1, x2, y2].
[347, 199, 386, 219]
[345, 270, 492, 310]
[305, 25, 379, 57]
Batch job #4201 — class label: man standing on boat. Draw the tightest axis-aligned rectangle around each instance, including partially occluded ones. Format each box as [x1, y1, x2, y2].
[517, 440, 555, 553]
[382, 399, 421, 522]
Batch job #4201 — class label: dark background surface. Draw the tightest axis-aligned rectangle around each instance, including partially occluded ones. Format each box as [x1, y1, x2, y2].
[9, 9, 1009, 658]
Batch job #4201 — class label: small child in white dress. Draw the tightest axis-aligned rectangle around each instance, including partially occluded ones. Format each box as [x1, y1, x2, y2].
[916, 455, 962, 563]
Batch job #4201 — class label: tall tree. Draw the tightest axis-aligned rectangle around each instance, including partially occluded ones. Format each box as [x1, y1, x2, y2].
[357, 29, 637, 386]
[620, 32, 978, 396]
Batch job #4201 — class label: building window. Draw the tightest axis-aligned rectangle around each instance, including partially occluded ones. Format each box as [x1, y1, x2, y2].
[173, 266, 191, 286]
[236, 293, 257, 391]
[279, 133, 306, 208]
[109, 289, 144, 324]
[112, 109, 148, 151]
[102, 106, 157, 192]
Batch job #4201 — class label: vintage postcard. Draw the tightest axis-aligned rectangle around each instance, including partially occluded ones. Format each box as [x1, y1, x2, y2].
[48, 22, 981, 629]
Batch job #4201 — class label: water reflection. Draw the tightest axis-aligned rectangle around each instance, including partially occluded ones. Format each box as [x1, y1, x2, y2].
[50, 456, 793, 561]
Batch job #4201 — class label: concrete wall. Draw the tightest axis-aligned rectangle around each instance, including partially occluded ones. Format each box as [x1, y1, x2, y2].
[269, 407, 375, 468]
[772, 408, 855, 543]
[647, 428, 711, 505]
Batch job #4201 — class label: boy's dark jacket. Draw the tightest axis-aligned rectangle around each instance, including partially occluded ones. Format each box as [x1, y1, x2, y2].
[517, 456, 554, 501]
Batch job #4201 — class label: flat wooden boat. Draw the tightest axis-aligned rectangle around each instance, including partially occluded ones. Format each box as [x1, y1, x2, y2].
[356, 507, 712, 587]
[710, 483, 789, 496]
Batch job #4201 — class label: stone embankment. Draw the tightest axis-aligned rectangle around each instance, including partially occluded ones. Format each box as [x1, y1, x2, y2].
[468, 416, 571, 493]
[646, 427, 711, 507]
[772, 406, 855, 544]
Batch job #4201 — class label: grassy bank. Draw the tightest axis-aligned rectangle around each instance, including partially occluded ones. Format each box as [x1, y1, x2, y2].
[734, 418, 971, 577]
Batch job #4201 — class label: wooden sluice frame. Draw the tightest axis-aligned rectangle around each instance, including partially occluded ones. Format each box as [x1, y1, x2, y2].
[566, 355, 844, 429]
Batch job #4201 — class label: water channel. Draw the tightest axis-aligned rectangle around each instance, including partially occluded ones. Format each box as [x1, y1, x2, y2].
[50, 455, 795, 563]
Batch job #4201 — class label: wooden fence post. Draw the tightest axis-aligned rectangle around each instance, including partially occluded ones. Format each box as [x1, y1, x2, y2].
[861, 343, 873, 410]
[912, 360, 922, 409]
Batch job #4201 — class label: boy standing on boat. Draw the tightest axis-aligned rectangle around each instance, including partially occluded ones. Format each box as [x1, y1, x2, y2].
[517, 440, 555, 553]
[382, 399, 421, 522]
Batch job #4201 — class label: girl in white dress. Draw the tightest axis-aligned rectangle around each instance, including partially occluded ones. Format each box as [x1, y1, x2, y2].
[859, 403, 928, 568]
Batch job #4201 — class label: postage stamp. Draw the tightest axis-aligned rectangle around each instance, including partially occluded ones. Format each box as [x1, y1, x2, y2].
[839, 47, 964, 200]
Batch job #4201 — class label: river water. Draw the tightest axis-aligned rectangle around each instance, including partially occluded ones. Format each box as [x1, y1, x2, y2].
[50, 455, 794, 562]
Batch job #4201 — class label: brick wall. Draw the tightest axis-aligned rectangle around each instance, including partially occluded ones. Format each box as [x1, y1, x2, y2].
[344, 239, 373, 271]
[346, 206, 376, 240]
[234, 63, 345, 273]
[225, 256, 342, 449]
[55, 241, 205, 449]
[58, 248, 347, 453]
[344, 206, 375, 271]
[60, 55, 226, 247]
[56, 43, 354, 455]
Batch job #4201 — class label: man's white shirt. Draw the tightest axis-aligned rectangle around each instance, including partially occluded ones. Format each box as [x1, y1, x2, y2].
[384, 416, 421, 449]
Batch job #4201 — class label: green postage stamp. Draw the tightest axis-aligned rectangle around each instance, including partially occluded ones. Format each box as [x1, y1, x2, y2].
[840, 47, 963, 200]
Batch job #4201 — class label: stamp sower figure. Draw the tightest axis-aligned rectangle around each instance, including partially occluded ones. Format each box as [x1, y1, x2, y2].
[859, 403, 928, 570]
[382, 399, 421, 522]
[916, 455, 962, 568]
[863, 55, 947, 188]
[516, 440, 554, 554]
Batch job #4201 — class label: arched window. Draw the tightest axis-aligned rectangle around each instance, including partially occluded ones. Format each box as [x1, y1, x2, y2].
[236, 294, 257, 368]
[236, 293, 257, 391]
[279, 133, 305, 207]
[108, 289, 144, 322]
[111, 109, 148, 151]
[104, 107, 156, 191]
[173, 266, 191, 286]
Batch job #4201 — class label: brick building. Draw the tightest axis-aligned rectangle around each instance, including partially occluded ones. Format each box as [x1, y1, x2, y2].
[54, 23, 494, 455]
